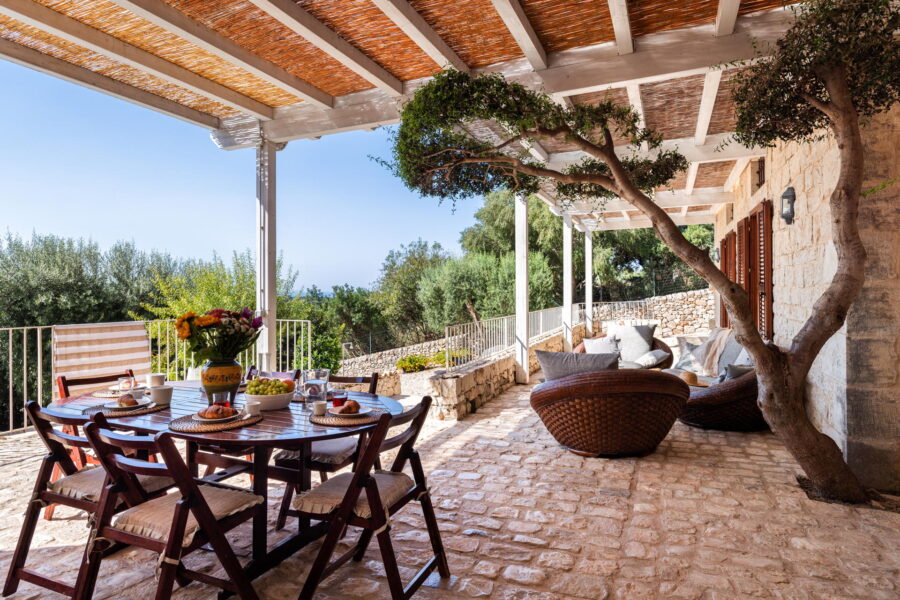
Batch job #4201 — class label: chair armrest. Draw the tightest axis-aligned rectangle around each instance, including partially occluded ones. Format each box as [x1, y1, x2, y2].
[689, 371, 757, 406]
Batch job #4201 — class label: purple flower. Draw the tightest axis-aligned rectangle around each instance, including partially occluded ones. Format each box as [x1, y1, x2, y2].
[241, 307, 254, 319]
[251, 316, 263, 329]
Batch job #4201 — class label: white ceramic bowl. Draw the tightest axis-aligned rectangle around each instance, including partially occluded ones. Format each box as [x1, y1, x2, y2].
[244, 392, 293, 411]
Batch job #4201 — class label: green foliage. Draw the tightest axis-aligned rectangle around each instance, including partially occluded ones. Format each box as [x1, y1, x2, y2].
[390, 70, 686, 206]
[329, 285, 395, 353]
[732, 0, 900, 148]
[396, 354, 430, 373]
[429, 348, 470, 367]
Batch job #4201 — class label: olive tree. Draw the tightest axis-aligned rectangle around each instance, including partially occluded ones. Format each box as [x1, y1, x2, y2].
[386, 0, 899, 502]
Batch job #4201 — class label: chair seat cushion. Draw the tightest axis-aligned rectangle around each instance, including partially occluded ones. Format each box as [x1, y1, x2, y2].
[293, 470, 415, 518]
[112, 484, 263, 546]
[275, 436, 359, 466]
[48, 466, 171, 503]
[536, 350, 618, 381]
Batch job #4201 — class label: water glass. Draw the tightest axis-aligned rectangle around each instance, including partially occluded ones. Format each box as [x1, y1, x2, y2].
[211, 391, 231, 408]
[117, 376, 136, 391]
[301, 369, 330, 400]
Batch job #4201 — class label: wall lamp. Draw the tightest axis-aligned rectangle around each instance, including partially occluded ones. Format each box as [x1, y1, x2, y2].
[781, 187, 796, 225]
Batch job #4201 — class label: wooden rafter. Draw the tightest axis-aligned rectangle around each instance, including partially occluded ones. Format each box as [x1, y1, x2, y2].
[725, 157, 751, 191]
[684, 162, 700, 196]
[247, 0, 403, 95]
[607, 0, 633, 55]
[0, 0, 274, 119]
[370, 0, 467, 73]
[715, 0, 742, 36]
[489, 0, 547, 70]
[107, 0, 333, 108]
[0, 37, 220, 129]
[586, 212, 715, 231]
[625, 83, 644, 128]
[694, 70, 723, 145]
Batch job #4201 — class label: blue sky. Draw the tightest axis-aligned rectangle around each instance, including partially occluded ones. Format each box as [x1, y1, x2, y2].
[0, 60, 479, 290]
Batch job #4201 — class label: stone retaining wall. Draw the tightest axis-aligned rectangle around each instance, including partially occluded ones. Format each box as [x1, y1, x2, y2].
[338, 337, 446, 376]
[594, 289, 714, 338]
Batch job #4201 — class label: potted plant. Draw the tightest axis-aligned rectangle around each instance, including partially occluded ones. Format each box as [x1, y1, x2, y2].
[176, 308, 262, 402]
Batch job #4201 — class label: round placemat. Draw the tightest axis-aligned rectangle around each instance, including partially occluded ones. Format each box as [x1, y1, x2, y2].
[83, 403, 168, 418]
[169, 413, 263, 433]
[309, 410, 385, 427]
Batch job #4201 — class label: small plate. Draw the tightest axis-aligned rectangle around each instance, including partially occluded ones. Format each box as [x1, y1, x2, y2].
[326, 407, 373, 418]
[104, 398, 152, 411]
[108, 384, 147, 393]
[194, 411, 242, 423]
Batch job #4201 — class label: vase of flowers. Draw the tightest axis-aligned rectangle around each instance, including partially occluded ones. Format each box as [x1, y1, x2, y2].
[176, 308, 262, 403]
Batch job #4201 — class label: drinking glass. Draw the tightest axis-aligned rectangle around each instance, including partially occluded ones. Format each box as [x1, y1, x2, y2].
[117, 376, 136, 391]
[301, 369, 330, 400]
[211, 391, 231, 408]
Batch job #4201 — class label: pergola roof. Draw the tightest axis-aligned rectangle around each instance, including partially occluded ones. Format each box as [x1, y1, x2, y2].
[0, 0, 799, 230]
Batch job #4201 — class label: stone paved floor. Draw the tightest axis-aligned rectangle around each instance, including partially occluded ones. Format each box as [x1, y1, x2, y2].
[1, 382, 899, 600]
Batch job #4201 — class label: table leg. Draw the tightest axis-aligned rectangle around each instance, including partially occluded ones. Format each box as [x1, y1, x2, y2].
[299, 441, 311, 531]
[252, 446, 268, 562]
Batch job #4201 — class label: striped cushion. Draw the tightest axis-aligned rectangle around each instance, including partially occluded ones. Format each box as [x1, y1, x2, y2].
[275, 437, 359, 466]
[293, 470, 414, 518]
[112, 484, 263, 546]
[48, 466, 171, 503]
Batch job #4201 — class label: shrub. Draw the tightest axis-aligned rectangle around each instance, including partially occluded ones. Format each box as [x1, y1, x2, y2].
[396, 354, 429, 373]
[430, 349, 471, 367]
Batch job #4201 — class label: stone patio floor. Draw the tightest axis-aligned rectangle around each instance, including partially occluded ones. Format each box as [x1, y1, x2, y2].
[1, 381, 899, 600]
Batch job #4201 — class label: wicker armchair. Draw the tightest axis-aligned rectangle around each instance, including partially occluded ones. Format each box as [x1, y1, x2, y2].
[573, 335, 674, 369]
[530, 370, 689, 457]
[678, 371, 768, 431]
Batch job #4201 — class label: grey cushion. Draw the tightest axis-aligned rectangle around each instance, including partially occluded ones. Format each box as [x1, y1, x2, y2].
[718, 364, 756, 383]
[607, 324, 657, 362]
[582, 336, 620, 355]
[619, 361, 644, 370]
[717, 334, 744, 375]
[674, 339, 703, 373]
[635, 349, 671, 368]
[536, 350, 618, 381]
[734, 347, 753, 366]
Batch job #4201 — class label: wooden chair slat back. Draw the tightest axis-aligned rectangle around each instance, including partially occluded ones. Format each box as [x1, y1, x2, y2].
[56, 369, 135, 399]
[386, 396, 432, 472]
[330, 372, 379, 395]
[245, 365, 300, 381]
[25, 401, 92, 455]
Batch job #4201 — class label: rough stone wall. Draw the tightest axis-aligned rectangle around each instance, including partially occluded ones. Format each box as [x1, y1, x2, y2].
[713, 107, 900, 490]
[338, 337, 446, 376]
[337, 371, 401, 397]
[594, 289, 715, 337]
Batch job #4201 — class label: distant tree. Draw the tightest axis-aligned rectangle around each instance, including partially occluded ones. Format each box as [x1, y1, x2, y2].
[329, 284, 394, 353]
[373, 239, 448, 343]
[387, 0, 900, 502]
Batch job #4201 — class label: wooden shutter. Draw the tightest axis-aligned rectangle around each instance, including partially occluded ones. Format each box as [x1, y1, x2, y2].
[735, 217, 751, 290]
[751, 200, 775, 339]
[719, 232, 736, 327]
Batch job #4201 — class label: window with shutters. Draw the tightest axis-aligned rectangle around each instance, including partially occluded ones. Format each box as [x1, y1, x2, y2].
[718, 200, 774, 339]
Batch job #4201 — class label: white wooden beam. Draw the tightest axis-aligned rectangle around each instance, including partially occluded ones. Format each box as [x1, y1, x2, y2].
[724, 157, 751, 192]
[0, 37, 220, 129]
[370, 0, 468, 72]
[625, 83, 644, 128]
[256, 139, 280, 370]
[715, 0, 742, 37]
[620, 211, 631, 220]
[520, 139, 549, 162]
[586, 212, 715, 231]
[0, 0, 274, 119]
[566, 187, 734, 214]
[584, 231, 593, 335]
[514, 192, 529, 383]
[684, 162, 700, 196]
[694, 69, 722, 145]
[490, 0, 547, 70]
[562, 214, 574, 351]
[248, 0, 403, 95]
[108, 0, 333, 108]
[607, 0, 633, 55]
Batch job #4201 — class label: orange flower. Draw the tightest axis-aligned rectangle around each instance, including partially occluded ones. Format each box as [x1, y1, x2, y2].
[194, 315, 220, 327]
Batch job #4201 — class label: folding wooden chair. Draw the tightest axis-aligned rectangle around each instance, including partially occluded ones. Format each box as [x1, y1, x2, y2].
[245, 365, 301, 381]
[3, 402, 172, 599]
[274, 372, 380, 530]
[80, 420, 264, 600]
[291, 396, 450, 600]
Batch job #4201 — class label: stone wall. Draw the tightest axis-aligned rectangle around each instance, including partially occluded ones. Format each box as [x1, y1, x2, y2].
[338, 337, 446, 376]
[337, 371, 401, 397]
[713, 107, 900, 491]
[594, 289, 715, 338]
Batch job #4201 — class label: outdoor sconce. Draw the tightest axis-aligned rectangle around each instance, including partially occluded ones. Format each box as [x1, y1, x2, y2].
[781, 187, 796, 225]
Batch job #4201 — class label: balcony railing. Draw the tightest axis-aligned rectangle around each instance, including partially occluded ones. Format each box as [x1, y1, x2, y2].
[0, 319, 311, 434]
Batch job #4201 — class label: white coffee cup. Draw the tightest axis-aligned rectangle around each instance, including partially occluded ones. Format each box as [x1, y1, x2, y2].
[129, 388, 146, 401]
[147, 373, 166, 387]
[150, 385, 173, 405]
[312, 400, 327, 416]
[245, 400, 261, 416]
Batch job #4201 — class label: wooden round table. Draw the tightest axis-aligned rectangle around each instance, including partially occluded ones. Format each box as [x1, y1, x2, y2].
[43, 384, 405, 584]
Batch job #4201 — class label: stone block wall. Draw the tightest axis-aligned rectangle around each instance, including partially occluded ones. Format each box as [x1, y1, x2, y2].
[593, 289, 715, 338]
[338, 337, 446, 376]
[713, 107, 900, 491]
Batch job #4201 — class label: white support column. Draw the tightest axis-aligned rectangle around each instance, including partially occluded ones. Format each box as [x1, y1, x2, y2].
[256, 138, 281, 371]
[584, 231, 593, 336]
[514, 193, 530, 384]
[562, 214, 574, 351]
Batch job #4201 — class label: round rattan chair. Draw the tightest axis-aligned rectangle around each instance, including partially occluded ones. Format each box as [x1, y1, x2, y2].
[530, 370, 689, 457]
[678, 371, 769, 431]
[573, 335, 674, 369]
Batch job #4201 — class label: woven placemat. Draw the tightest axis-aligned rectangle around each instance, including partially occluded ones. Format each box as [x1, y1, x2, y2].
[309, 410, 385, 427]
[169, 413, 263, 433]
[83, 403, 168, 418]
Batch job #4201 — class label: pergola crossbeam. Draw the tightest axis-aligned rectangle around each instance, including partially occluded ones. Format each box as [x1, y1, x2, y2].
[0, 0, 274, 119]
[248, 0, 403, 95]
[694, 70, 723, 145]
[370, 0, 468, 72]
[0, 37, 220, 129]
[715, 0, 742, 36]
[490, 0, 547, 70]
[607, 0, 633, 55]
[684, 162, 700, 196]
[626, 83, 644, 128]
[586, 212, 715, 231]
[108, 0, 333, 108]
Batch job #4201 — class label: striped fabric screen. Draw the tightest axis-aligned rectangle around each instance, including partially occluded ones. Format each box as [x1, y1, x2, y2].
[51, 321, 152, 397]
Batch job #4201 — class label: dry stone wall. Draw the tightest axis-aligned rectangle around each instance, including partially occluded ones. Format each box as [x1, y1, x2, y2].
[338, 337, 446, 376]
[594, 289, 715, 338]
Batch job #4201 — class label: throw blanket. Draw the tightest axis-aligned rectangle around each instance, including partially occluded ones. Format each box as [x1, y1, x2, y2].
[700, 328, 732, 377]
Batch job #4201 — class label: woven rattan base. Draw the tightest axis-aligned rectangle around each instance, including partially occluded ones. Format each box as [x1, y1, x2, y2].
[82, 403, 167, 418]
[309, 410, 384, 427]
[169, 413, 263, 433]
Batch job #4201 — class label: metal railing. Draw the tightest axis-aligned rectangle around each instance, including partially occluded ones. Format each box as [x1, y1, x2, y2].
[0, 319, 311, 435]
[528, 306, 563, 342]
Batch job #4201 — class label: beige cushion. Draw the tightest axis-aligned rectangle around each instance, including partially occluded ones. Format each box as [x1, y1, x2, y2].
[48, 466, 171, 503]
[293, 470, 414, 518]
[112, 484, 263, 546]
[275, 437, 358, 465]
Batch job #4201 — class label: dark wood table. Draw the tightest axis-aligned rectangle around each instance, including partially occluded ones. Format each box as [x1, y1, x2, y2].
[43, 385, 404, 584]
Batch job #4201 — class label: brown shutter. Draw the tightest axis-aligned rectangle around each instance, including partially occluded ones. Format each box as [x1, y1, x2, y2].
[719, 237, 729, 327]
[720, 231, 737, 327]
[736, 217, 751, 290]
[758, 200, 774, 339]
